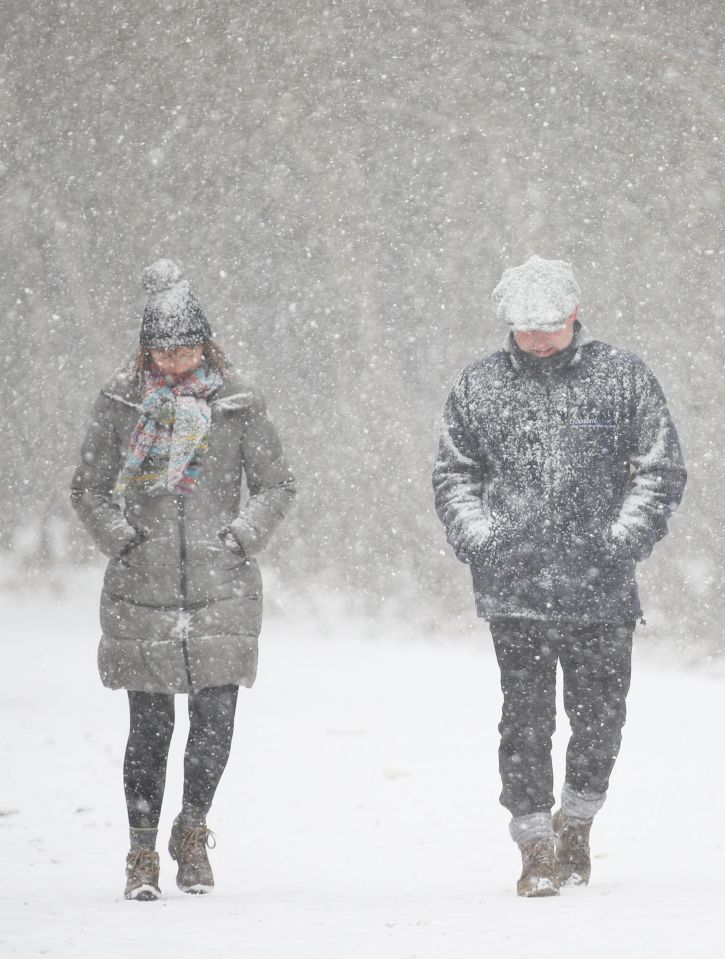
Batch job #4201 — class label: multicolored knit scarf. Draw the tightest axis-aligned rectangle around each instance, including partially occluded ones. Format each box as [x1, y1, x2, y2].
[114, 365, 223, 500]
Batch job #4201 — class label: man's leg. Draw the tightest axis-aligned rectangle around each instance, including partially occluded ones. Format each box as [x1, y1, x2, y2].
[559, 622, 634, 815]
[555, 621, 634, 884]
[490, 618, 560, 896]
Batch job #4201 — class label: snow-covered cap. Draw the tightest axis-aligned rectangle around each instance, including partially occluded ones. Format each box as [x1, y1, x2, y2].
[140, 259, 212, 349]
[491, 255, 581, 332]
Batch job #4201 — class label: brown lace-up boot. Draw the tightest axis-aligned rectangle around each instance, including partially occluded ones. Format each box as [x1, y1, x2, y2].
[168, 815, 216, 894]
[124, 848, 161, 901]
[516, 837, 559, 897]
[553, 809, 593, 886]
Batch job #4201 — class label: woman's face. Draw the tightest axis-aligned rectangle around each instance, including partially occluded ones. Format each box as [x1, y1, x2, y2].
[150, 345, 205, 379]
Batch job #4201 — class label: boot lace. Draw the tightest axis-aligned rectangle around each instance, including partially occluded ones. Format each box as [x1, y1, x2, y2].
[126, 847, 158, 875]
[559, 819, 591, 855]
[178, 823, 217, 856]
[528, 838, 554, 867]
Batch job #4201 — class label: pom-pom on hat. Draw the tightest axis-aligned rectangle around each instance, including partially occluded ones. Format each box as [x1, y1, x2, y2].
[139, 259, 212, 349]
[492, 255, 581, 332]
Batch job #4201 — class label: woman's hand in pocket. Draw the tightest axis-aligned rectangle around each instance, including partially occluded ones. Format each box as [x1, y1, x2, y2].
[118, 526, 148, 560]
[218, 525, 247, 560]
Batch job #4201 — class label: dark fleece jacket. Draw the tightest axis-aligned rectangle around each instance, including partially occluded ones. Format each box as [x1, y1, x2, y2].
[432, 324, 686, 623]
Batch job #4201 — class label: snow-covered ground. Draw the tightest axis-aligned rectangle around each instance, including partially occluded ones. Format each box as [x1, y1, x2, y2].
[2, 571, 724, 958]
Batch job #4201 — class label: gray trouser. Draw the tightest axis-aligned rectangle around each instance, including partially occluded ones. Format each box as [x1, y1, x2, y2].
[490, 618, 634, 827]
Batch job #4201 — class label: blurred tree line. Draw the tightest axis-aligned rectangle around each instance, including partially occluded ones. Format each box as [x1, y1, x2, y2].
[1, 0, 722, 646]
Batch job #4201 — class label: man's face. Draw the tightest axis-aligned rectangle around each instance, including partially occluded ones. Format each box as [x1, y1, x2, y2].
[513, 308, 578, 358]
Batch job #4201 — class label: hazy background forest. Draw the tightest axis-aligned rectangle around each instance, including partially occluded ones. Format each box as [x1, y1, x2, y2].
[1, 0, 722, 647]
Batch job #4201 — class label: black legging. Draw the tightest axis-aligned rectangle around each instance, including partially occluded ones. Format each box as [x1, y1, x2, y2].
[124, 685, 239, 829]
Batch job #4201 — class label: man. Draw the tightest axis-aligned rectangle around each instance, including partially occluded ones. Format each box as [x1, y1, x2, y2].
[432, 255, 686, 897]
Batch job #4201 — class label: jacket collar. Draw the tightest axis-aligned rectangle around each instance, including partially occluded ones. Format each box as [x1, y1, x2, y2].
[101, 366, 254, 412]
[503, 321, 592, 372]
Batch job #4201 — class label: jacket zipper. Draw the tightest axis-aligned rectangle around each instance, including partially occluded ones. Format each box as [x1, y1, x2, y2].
[176, 495, 194, 691]
[543, 379, 562, 616]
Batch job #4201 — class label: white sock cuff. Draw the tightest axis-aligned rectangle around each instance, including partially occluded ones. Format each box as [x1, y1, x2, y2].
[509, 811, 554, 847]
[561, 783, 606, 820]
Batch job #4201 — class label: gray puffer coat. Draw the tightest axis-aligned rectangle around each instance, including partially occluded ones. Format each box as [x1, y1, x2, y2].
[71, 368, 296, 693]
[433, 324, 686, 623]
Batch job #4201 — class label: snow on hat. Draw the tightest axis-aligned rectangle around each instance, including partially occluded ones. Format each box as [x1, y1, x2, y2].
[140, 258, 212, 349]
[491, 255, 581, 332]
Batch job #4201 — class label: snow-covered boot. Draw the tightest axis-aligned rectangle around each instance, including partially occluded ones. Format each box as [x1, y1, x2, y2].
[124, 848, 161, 901]
[553, 808, 592, 886]
[168, 815, 216, 894]
[516, 837, 559, 897]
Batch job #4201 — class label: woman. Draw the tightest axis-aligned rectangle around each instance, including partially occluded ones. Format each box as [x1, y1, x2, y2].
[71, 259, 296, 901]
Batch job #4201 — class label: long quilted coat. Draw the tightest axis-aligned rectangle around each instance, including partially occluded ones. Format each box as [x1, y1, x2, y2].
[71, 368, 296, 693]
[432, 324, 686, 623]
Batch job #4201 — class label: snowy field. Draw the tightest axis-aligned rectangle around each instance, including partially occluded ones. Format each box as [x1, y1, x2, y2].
[2, 570, 724, 958]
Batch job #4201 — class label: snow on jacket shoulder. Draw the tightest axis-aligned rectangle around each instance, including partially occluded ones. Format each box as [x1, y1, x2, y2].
[432, 326, 687, 623]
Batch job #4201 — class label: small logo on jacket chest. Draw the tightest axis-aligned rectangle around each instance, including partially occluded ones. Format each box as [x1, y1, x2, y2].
[570, 419, 615, 428]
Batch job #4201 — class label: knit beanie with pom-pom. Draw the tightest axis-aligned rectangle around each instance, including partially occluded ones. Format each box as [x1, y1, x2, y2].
[139, 259, 212, 349]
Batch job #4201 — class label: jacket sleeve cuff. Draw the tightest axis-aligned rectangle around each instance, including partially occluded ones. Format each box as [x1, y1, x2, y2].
[98, 515, 140, 559]
[607, 523, 645, 562]
[228, 516, 263, 557]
